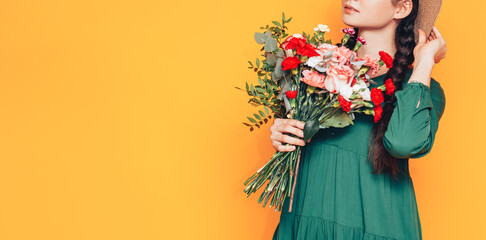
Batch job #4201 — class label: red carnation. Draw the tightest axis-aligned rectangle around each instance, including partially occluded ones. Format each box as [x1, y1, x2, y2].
[283, 37, 306, 50]
[281, 56, 301, 71]
[379, 51, 393, 68]
[338, 95, 352, 113]
[296, 43, 320, 57]
[373, 105, 383, 123]
[384, 78, 395, 96]
[370, 88, 384, 106]
[285, 90, 298, 99]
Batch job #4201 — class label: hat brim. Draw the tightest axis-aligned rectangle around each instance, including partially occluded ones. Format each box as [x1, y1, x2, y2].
[414, 0, 443, 43]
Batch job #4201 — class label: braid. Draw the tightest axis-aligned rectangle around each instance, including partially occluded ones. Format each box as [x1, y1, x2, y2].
[367, 0, 419, 181]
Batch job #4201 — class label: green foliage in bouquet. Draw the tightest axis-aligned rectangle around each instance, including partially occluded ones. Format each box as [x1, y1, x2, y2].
[235, 12, 341, 132]
[235, 12, 294, 131]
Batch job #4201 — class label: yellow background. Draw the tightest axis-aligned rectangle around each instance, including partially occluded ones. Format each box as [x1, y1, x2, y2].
[0, 0, 483, 239]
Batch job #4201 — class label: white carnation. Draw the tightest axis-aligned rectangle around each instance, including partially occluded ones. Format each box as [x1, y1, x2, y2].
[351, 81, 371, 101]
[292, 33, 304, 39]
[359, 88, 371, 101]
[313, 24, 330, 33]
[305, 56, 323, 68]
[340, 84, 354, 101]
[352, 81, 368, 92]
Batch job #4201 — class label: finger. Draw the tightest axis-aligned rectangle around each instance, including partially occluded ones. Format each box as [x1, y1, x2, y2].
[270, 132, 281, 142]
[281, 134, 306, 146]
[278, 124, 304, 138]
[277, 144, 295, 152]
[417, 29, 427, 45]
[432, 26, 443, 39]
[288, 119, 305, 129]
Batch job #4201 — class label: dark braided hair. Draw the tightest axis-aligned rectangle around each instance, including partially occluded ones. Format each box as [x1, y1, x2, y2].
[346, 0, 419, 181]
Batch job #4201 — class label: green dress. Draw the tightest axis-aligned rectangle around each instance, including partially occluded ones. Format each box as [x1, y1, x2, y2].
[272, 68, 446, 240]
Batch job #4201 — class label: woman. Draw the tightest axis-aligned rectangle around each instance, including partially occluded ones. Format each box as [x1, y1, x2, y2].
[271, 0, 447, 239]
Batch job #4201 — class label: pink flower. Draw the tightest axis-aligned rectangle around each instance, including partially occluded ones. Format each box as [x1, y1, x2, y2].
[357, 36, 367, 45]
[341, 27, 355, 36]
[300, 69, 326, 89]
[355, 55, 380, 76]
[331, 46, 356, 65]
[317, 43, 337, 53]
[324, 64, 354, 93]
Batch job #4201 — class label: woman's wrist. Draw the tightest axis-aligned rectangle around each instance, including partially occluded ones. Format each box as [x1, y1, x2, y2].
[414, 56, 435, 70]
[409, 57, 434, 87]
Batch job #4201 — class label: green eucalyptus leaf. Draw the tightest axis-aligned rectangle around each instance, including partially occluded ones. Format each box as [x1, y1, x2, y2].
[248, 117, 257, 123]
[265, 37, 278, 52]
[274, 58, 284, 78]
[266, 54, 277, 66]
[272, 21, 281, 27]
[254, 32, 268, 44]
[254, 114, 262, 120]
[271, 71, 278, 81]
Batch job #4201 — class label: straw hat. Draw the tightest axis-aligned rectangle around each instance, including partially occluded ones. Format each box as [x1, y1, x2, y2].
[414, 0, 443, 43]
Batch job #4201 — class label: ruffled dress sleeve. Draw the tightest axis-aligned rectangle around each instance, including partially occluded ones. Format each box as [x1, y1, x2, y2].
[383, 79, 446, 159]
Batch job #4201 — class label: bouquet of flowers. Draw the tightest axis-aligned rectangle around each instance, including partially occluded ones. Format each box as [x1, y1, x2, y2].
[238, 12, 396, 212]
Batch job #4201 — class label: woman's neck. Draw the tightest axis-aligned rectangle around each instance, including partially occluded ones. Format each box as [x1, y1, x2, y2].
[356, 28, 397, 58]
[356, 24, 398, 77]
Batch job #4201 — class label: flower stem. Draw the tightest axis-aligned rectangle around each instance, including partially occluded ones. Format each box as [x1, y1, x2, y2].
[288, 147, 302, 212]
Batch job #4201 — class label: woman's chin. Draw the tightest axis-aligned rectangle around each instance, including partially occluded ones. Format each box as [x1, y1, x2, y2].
[342, 18, 359, 28]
